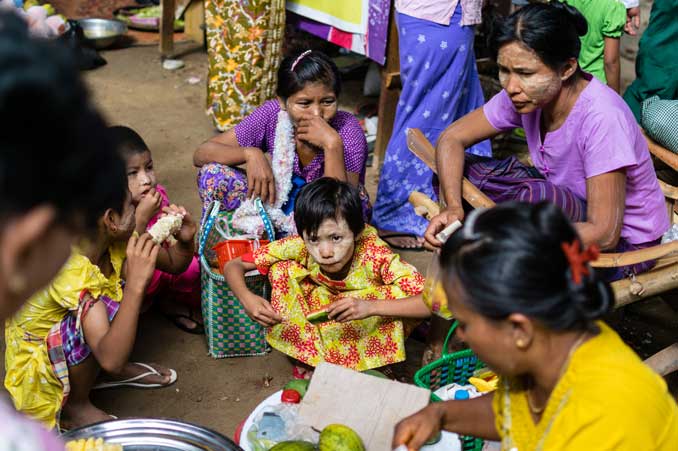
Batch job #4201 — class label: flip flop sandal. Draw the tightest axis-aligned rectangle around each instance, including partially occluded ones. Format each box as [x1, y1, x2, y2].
[164, 312, 205, 335]
[378, 232, 425, 251]
[93, 362, 177, 390]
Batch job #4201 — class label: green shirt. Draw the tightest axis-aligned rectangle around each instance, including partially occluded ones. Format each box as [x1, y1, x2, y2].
[562, 0, 626, 83]
[623, 0, 678, 121]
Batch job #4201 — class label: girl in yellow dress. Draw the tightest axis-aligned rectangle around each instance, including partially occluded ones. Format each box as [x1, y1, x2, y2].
[393, 202, 678, 450]
[4, 189, 197, 430]
[0, 12, 132, 450]
[225, 178, 430, 373]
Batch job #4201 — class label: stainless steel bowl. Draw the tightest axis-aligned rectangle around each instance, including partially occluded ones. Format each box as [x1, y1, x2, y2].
[62, 418, 244, 451]
[77, 18, 127, 49]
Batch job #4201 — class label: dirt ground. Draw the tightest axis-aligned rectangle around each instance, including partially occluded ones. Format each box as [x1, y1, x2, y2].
[0, 40, 432, 438]
[2, 1, 678, 441]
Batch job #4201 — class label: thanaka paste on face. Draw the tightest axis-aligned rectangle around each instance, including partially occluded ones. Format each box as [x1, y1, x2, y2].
[113, 193, 137, 237]
[497, 42, 563, 111]
[303, 217, 355, 276]
[126, 151, 157, 204]
[284, 82, 338, 126]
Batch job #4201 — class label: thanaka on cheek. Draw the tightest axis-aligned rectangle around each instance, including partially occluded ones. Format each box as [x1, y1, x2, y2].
[497, 42, 563, 109]
[303, 217, 355, 276]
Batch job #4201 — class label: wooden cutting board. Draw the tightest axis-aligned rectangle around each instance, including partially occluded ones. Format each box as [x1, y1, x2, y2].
[298, 363, 431, 451]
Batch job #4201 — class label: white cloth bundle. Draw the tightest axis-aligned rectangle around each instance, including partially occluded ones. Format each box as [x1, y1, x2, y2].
[231, 109, 297, 236]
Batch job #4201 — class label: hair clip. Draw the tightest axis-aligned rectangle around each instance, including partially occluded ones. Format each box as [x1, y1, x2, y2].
[461, 208, 486, 241]
[291, 50, 312, 72]
[561, 240, 600, 285]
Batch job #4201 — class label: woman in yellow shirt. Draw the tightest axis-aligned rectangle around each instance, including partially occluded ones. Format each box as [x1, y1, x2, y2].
[393, 202, 678, 450]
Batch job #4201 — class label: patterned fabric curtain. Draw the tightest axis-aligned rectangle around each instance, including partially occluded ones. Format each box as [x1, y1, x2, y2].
[205, 0, 286, 131]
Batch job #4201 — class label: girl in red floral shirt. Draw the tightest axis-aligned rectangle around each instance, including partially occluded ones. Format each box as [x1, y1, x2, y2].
[225, 178, 429, 373]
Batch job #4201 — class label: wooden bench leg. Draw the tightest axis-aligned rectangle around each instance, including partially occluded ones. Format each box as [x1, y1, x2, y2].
[373, 4, 400, 171]
[160, 0, 176, 58]
[644, 343, 678, 376]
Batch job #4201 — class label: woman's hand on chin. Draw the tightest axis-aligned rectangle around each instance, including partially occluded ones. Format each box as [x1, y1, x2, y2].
[244, 147, 277, 205]
[296, 115, 342, 151]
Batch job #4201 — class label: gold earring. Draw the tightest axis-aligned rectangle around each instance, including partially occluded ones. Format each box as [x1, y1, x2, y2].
[8, 273, 27, 294]
[516, 339, 526, 348]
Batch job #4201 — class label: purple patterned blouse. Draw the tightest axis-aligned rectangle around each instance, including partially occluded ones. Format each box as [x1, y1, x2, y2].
[233, 100, 368, 183]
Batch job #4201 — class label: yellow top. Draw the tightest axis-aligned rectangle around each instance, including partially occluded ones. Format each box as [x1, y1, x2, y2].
[493, 321, 678, 450]
[4, 242, 126, 428]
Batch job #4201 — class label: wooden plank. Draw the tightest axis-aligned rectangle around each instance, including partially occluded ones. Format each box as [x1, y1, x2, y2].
[160, 0, 176, 57]
[612, 263, 678, 308]
[406, 128, 496, 209]
[373, 4, 400, 171]
[409, 191, 441, 219]
[184, 0, 205, 46]
[384, 71, 401, 90]
[644, 130, 678, 171]
[659, 179, 678, 200]
[591, 240, 678, 268]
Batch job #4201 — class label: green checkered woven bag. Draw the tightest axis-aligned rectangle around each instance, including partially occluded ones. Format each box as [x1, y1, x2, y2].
[199, 201, 270, 358]
[642, 96, 678, 154]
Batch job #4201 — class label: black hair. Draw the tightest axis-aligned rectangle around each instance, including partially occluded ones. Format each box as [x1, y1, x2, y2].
[277, 50, 341, 100]
[440, 202, 612, 332]
[108, 125, 150, 157]
[490, 2, 588, 71]
[294, 178, 364, 239]
[0, 11, 126, 229]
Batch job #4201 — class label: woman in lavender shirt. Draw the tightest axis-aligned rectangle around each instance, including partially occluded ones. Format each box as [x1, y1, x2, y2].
[193, 50, 370, 234]
[425, 3, 668, 280]
[0, 11, 127, 445]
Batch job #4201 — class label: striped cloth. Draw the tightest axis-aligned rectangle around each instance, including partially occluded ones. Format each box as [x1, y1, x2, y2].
[45, 323, 70, 414]
[465, 155, 587, 222]
[464, 155, 658, 280]
[59, 294, 120, 366]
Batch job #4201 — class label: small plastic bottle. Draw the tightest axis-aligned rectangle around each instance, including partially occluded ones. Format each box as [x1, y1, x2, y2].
[454, 389, 470, 400]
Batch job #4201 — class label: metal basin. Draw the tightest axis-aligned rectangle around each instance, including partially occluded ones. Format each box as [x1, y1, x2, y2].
[77, 18, 127, 49]
[62, 418, 244, 451]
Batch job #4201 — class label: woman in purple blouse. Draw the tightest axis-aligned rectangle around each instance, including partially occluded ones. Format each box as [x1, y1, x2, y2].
[425, 3, 669, 280]
[0, 11, 127, 447]
[193, 50, 370, 234]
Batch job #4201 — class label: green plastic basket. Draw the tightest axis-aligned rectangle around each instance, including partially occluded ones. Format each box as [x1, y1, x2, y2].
[414, 322, 485, 451]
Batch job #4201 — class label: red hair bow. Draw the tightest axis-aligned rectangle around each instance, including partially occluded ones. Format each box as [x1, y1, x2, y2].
[561, 241, 600, 285]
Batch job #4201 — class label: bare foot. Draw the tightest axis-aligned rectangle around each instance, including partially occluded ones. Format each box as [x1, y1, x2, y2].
[421, 343, 443, 367]
[98, 362, 175, 387]
[60, 402, 113, 431]
[378, 230, 425, 250]
[159, 299, 204, 334]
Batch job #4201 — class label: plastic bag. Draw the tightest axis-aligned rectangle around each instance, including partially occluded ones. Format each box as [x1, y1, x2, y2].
[247, 403, 318, 450]
[422, 254, 453, 320]
[662, 224, 678, 244]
